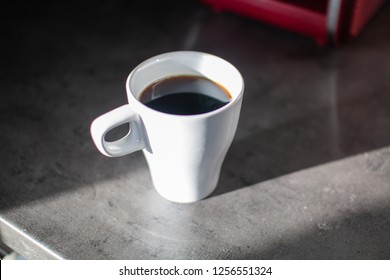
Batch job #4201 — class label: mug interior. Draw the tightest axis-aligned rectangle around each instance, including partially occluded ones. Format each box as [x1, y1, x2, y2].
[127, 51, 243, 105]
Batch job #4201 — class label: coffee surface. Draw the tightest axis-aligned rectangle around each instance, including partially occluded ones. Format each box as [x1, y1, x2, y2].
[139, 75, 231, 115]
[143, 92, 228, 115]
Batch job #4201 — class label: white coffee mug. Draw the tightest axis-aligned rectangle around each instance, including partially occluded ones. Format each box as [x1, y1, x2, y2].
[90, 51, 244, 203]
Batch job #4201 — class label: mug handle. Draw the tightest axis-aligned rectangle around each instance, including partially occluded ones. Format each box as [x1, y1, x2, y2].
[90, 105, 147, 157]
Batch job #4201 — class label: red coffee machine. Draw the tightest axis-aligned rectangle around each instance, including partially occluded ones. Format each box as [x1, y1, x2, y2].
[201, 0, 385, 45]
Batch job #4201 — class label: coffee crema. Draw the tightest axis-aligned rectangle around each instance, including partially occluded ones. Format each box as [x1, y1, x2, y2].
[139, 75, 231, 115]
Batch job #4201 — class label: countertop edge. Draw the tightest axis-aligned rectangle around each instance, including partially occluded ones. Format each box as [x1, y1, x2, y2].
[0, 216, 63, 260]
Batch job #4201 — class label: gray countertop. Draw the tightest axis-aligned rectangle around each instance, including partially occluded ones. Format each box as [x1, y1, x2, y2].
[1, 1, 390, 259]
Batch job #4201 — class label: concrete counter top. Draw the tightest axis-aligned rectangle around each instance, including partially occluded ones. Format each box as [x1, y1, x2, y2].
[1, 0, 389, 259]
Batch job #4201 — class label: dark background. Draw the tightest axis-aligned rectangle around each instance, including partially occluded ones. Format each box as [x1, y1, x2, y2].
[1, 0, 390, 259]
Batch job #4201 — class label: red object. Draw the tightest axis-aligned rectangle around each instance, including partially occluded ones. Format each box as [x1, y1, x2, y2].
[201, 0, 385, 45]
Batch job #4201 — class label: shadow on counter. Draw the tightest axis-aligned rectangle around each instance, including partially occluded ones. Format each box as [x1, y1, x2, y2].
[1, 0, 390, 211]
[206, 2, 390, 196]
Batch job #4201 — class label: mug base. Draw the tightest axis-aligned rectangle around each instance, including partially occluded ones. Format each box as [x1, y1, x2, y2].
[153, 180, 218, 203]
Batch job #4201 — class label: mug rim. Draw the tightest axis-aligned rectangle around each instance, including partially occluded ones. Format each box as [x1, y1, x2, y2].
[125, 51, 244, 119]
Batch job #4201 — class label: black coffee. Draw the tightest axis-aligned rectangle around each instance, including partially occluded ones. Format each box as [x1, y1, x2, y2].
[139, 75, 231, 115]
